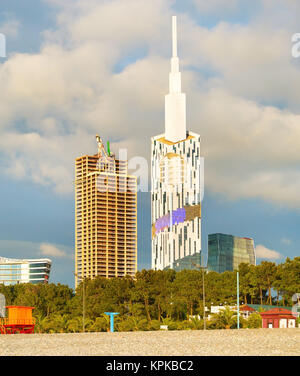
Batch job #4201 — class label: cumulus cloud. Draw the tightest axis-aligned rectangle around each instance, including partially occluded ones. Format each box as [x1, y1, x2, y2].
[0, 239, 73, 260]
[194, 88, 300, 207]
[39, 243, 71, 258]
[0, 0, 299, 210]
[0, 239, 74, 285]
[0, 14, 20, 39]
[255, 244, 282, 260]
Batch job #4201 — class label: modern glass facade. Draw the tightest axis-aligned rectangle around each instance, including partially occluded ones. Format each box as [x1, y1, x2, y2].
[169, 253, 202, 272]
[0, 257, 52, 286]
[207, 233, 256, 273]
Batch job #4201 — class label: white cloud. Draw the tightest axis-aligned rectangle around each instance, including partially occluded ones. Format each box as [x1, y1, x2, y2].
[0, 0, 299, 210]
[0, 239, 74, 285]
[194, 88, 300, 207]
[39, 243, 71, 258]
[0, 240, 73, 260]
[0, 15, 20, 39]
[181, 21, 300, 110]
[255, 244, 282, 260]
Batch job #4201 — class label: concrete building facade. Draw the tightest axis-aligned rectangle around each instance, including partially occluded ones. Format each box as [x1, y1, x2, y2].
[75, 136, 137, 287]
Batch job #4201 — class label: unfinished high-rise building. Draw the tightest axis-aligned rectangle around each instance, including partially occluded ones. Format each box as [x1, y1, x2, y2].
[75, 136, 137, 287]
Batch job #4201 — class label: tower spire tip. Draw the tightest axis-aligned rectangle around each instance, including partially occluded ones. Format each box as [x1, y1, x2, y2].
[172, 15, 177, 58]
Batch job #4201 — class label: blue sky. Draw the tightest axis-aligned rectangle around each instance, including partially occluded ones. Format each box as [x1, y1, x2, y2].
[0, 0, 299, 289]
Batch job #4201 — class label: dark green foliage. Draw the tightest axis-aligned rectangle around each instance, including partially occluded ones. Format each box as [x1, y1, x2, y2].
[247, 312, 262, 329]
[210, 306, 237, 329]
[0, 257, 298, 333]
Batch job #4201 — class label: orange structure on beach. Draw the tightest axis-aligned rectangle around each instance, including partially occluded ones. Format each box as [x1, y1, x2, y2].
[0, 306, 35, 334]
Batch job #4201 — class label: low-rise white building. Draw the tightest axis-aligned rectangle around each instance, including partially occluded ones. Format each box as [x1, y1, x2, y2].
[0, 257, 52, 285]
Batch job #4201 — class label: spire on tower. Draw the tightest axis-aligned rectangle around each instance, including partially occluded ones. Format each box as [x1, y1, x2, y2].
[169, 16, 180, 92]
[165, 16, 187, 143]
[172, 15, 177, 58]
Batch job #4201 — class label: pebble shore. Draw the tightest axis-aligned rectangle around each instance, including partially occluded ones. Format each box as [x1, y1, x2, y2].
[0, 328, 299, 356]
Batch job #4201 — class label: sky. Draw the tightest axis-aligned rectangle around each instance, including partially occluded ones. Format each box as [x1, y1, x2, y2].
[0, 0, 299, 289]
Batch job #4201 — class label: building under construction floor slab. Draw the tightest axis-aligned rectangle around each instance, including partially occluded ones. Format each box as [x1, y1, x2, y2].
[75, 135, 137, 287]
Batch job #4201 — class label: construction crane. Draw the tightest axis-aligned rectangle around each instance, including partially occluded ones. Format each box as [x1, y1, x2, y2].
[74, 135, 111, 186]
[96, 134, 111, 159]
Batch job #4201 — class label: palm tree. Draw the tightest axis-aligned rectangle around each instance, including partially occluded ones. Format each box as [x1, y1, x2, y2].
[50, 314, 70, 333]
[66, 317, 82, 333]
[211, 306, 237, 329]
[34, 313, 48, 333]
[189, 317, 203, 330]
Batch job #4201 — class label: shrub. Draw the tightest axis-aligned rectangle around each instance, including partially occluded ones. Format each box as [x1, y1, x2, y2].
[161, 318, 178, 330]
[247, 313, 262, 329]
[176, 320, 193, 330]
[189, 317, 204, 330]
[115, 316, 139, 332]
[148, 320, 160, 331]
[89, 316, 109, 332]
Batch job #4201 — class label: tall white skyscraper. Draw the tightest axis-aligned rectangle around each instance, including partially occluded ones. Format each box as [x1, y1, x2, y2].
[151, 16, 203, 271]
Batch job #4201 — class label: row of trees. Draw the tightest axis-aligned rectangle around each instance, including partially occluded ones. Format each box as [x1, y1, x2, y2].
[0, 257, 299, 333]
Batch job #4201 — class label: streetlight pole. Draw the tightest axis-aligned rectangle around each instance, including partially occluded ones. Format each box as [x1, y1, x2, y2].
[237, 271, 240, 330]
[82, 277, 85, 333]
[192, 261, 206, 330]
[202, 266, 206, 330]
[74, 272, 86, 333]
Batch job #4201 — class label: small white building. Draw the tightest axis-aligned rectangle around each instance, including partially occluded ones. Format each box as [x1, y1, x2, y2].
[0, 257, 52, 285]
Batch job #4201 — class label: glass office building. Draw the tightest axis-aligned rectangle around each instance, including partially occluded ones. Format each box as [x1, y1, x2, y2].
[207, 233, 256, 273]
[0, 257, 52, 286]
